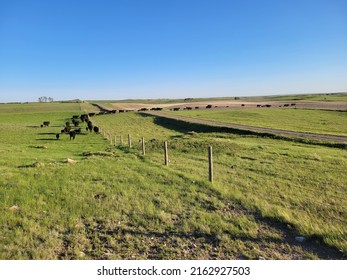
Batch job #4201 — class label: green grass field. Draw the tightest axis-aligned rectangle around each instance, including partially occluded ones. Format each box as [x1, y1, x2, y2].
[0, 103, 346, 259]
[169, 108, 347, 137]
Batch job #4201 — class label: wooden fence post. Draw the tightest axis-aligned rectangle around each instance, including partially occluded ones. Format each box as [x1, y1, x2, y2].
[164, 141, 169, 166]
[128, 134, 132, 148]
[114, 136, 117, 146]
[120, 135, 123, 145]
[142, 137, 145, 155]
[208, 146, 213, 183]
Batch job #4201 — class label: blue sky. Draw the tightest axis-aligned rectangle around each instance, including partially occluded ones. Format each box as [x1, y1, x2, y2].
[0, 0, 346, 102]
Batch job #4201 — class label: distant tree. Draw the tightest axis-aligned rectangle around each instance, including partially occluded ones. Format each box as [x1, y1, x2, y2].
[38, 96, 54, 102]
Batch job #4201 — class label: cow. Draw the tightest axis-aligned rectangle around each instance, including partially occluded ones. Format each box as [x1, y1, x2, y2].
[150, 107, 163, 111]
[43, 121, 50, 126]
[257, 105, 261, 107]
[80, 114, 89, 122]
[87, 121, 93, 132]
[173, 108, 180, 111]
[93, 126, 99, 134]
[72, 119, 79, 127]
[62, 126, 71, 133]
[56, 133, 60, 140]
[206, 105, 212, 109]
[69, 131, 76, 140]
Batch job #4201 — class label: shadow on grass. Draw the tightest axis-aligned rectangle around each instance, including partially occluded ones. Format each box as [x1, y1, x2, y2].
[78, 216, 346, 260]
[140, 113, 256, 136]
[36, 138, 59, 141]
[37, 132, 57, 135]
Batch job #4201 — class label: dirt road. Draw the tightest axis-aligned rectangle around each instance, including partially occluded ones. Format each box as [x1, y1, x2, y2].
[145, 111, 347, 144]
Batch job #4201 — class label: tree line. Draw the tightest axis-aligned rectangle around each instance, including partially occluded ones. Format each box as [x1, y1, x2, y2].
[38, 96, 54, 103]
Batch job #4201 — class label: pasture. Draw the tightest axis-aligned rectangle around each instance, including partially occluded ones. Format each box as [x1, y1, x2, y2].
[0, 102, 346, 260]
[169, 108, 347, 137]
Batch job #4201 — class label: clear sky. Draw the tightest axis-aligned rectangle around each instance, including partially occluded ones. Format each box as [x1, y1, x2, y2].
[0, 0, 346, 102]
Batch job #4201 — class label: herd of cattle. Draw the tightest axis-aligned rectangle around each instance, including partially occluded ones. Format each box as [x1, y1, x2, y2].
[39, 102, 297, 140]
[40, 113, 99, 141]
[89, 102, 298, 114]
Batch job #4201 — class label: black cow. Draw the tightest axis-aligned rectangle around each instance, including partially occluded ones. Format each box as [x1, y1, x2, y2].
[62, 126, 71, 133]
[80, 114, 89, 122]
[87, 121, 93, 132]
[69, 131, 76, 140]
[93, 126, 99, 133]
[72, 119, 79, 127]
[206, 105, 212, 109]
[56, 133, 60, 140]
[43, 121, 50, 126]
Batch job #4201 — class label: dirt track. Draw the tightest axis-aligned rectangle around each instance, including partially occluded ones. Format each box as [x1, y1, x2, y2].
[145, 111, 347, 144]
